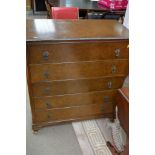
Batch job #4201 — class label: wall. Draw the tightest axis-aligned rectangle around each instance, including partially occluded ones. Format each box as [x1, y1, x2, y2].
[123, 4, 129, 29]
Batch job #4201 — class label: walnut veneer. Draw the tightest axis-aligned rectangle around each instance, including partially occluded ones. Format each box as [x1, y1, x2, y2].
[26, 19, 129, 132]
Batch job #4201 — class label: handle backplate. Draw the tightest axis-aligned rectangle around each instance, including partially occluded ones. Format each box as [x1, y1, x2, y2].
[115, 48, 120, 57]
[107, 81, 112, 89]
[43, 51, 49, 60]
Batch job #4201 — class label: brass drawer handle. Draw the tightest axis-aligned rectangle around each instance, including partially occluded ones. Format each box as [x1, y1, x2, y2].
[112, 65, 117, 73]
[46, 102, 52, 109]
[43, 51, 49, 60]
[103, 96, 109, 102]
[115, 48, 120, 57]
[44, 87, 51, 95]
[107, 81, 112, 89]
[44, 70, 49, 78]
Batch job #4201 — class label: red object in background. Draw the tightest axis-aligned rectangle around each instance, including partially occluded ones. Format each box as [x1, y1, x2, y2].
[51, 7, 79, 19]
[98, 0, 128, 10]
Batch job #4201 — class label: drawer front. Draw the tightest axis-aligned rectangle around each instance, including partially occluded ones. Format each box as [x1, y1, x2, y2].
[34, 90, 117, 110]
[27, 41, 129, 64]
[32, 76, 125, 97]
[34, 102, 114, 123]
[30, 60, 128, 83]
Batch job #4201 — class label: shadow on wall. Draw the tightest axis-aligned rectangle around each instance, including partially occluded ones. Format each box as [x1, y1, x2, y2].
[123, 4, 129, 29]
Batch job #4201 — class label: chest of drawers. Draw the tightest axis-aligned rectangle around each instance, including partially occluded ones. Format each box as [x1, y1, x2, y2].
[26, 19, 129, 132]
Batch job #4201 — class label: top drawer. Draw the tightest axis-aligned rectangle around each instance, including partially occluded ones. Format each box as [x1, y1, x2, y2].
[27, 41, 129, 64]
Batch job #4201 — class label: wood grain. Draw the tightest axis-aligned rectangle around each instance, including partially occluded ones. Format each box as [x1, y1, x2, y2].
[116, 88, 129, 137]
[32, 113, 114, 132]
[34, 102, 114, 123]
[30, 60, 128, 83]
[26, 19, 129, 131]
[33, 90, 117, 110]
[28, 41, 129, 64]
[26, 19, 129, 42]
[32, 76, 125, 97]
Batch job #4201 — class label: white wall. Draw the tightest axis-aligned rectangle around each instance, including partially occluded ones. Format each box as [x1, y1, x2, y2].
[123, 4, 129, 29]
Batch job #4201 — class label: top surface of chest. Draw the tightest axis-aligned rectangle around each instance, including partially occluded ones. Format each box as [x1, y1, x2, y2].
[26, 19, 129, 42]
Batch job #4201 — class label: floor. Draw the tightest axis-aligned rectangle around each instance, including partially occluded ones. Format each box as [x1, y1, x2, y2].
[26, 12, 129, 155]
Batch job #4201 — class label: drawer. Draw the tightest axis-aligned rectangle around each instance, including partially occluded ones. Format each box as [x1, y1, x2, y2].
[34, 102, 114, 123]
[27, 42, 129, 64]
[29, 60, 128, 83]
[33, 90, 117, 110]
[32, 76, 125, 97]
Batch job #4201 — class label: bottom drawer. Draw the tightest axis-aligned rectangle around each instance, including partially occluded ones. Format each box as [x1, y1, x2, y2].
[34, 102, 114, 123]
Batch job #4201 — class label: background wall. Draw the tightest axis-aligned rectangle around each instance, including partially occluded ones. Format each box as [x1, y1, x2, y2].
[123, 4, 129, 29]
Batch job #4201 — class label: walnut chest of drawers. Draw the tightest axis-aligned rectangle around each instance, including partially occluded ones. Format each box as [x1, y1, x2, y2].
[26, 19, 129, 132]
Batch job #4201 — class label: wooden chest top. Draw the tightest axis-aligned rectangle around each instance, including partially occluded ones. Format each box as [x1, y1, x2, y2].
[26, 19, 129, 42]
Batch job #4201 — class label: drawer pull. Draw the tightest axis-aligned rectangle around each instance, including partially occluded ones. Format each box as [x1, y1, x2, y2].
[44, 71, 49, 78]
[107, 81, 112, 89]
[104, 96, 109, 102]
[115, 48, 120, 57]
[43, 51, 49, 60]
[46, 103, 52, 109]
[44, 87, 51, 95]
[112, 65, 117, 73]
